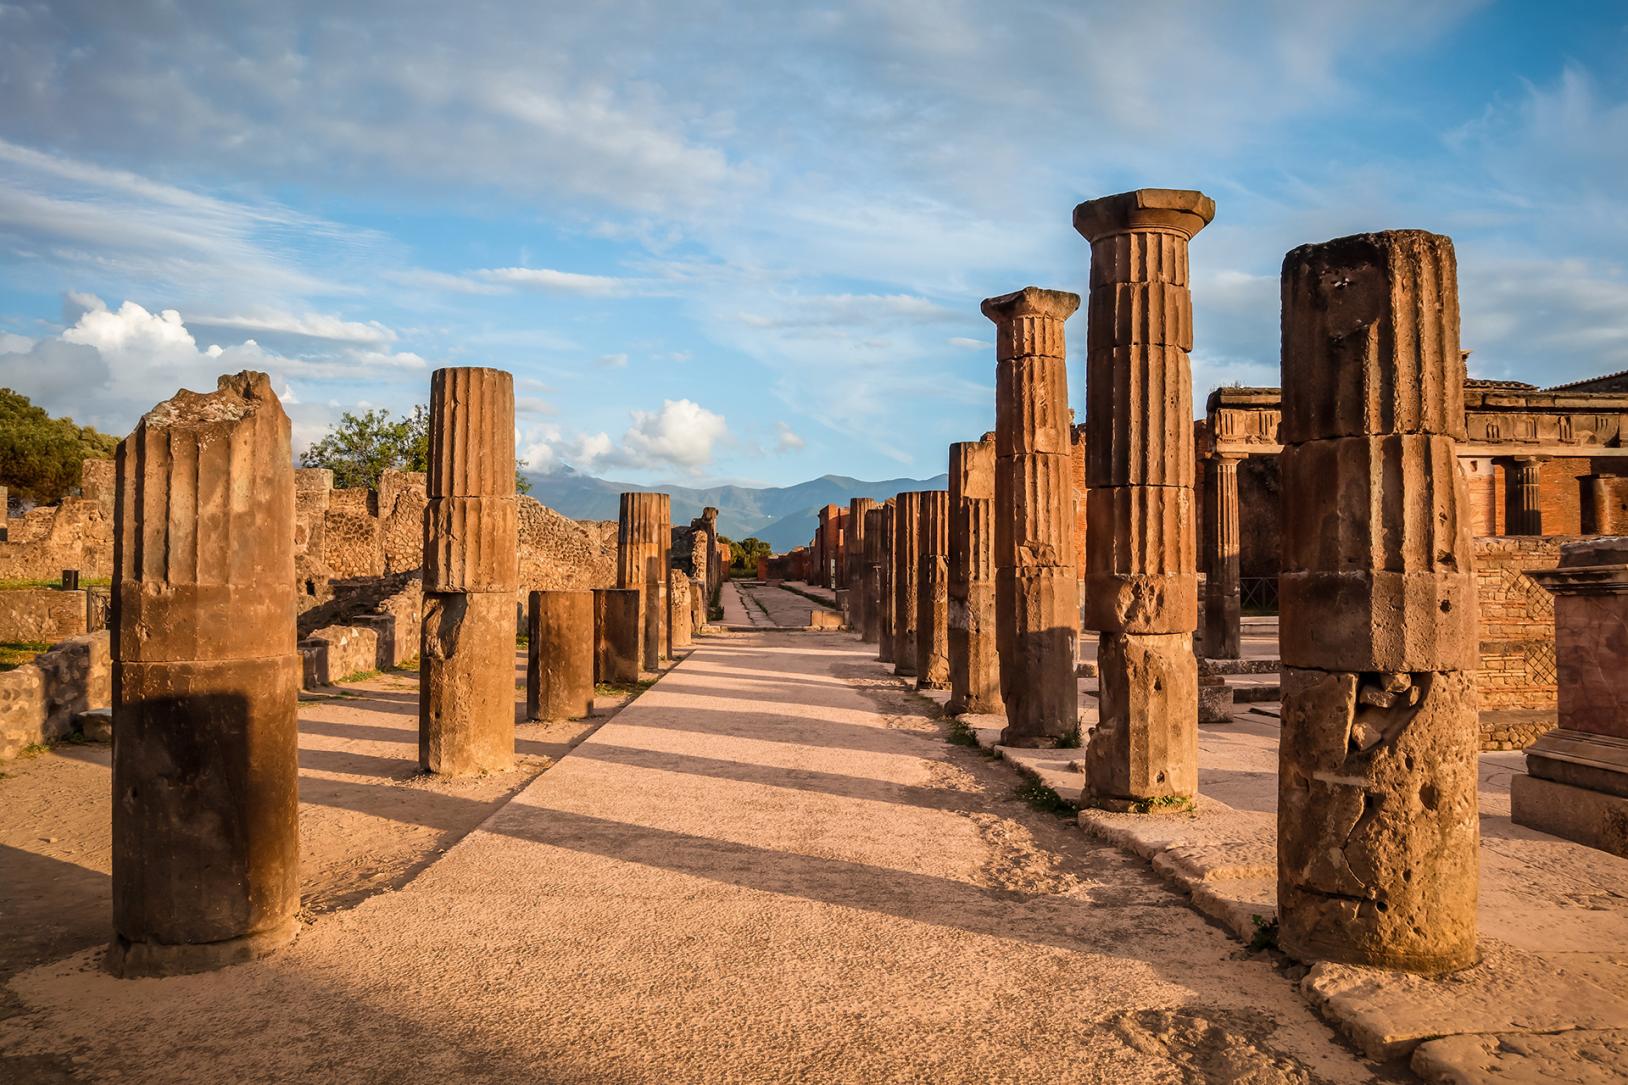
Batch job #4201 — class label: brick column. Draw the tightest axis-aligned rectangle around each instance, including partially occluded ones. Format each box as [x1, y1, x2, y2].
[916, 490, 950, 689]
[1582, 475, 1614, 535]
[419, 368, 518, 777]
[861, 505, 886, 644]
[891, 492, 923, 677]
[875, 501, 896, 663]
[110, 371, 299, 976]
[1507, 456, 1544, 536]
[948, 436, 1002, 714]
[617, 492, 670, 671]
[1074, 189, 1211, 802]
[1202, 453, 1243, 659]
[1278, 230, 1479, 972]
[983, 287, 1081, 746]
[848, 497, 875, 636]
[526, 589, 594, 721]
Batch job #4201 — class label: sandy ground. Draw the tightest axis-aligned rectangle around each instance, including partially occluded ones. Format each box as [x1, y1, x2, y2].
[1, 629, 1398, 1084]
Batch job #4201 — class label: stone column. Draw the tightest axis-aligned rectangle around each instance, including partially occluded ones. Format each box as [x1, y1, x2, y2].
[1277, 229, 1479, 973]
[948, 437, 1002, 715]
[1507, 456, 1545, 536]
[916, 490, 951, 689]
[1583, 476, 1614, 535]
[526, 590, 594, 721]
[419, 367, 518, 776]
[689, 574, 707, 633]
[861, 505, 886, 645]
[1202, 453, 1243, 659]
[593, 587, 640, 684]
[984, 287, 1081, 746]
[668, 568, 693, 649]
[110, 371, 299, 977]
[848, 497, 875, 636]
[617, 492, 670, 671]
[1074, 189, 1211, 799]
[877, 500, 896, 664]
[891, 492, 924, 677]
[1516, 537, 1628, 857]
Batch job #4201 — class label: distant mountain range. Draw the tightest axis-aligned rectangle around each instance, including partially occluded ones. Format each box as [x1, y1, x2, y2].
[523, 467, 950, 552]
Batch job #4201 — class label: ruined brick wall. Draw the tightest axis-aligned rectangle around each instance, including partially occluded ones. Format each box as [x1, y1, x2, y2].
[0, 498, 111, 580]
[1461, 456, 1611, 536]
[1472, 535, 1566, 715]
[518, 500, 617, 590]
[0, 588, 88, 642]
[0, 630, 109, 759]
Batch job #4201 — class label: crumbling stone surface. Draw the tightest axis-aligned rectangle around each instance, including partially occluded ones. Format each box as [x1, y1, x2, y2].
[668, 569, 693, 649]
[1083, 484, 1197, 634]
[994, 566, 1077, 742]
[0, 587, 89, 642]
[1086, 632, 1199, 803]
[594, 587, 640, 684]
[891, 492, 923, 677]
[526, 590, 594, 722]
[110, 370, 299, 977]
[0, 629, 110, 759]
[915, 491, 950, 690]
[420, 590, 516, 772]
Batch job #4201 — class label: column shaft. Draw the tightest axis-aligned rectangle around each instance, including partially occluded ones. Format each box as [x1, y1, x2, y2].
[617, 492, 671, 671]
[1201, 454, 1242, 659]
[916, 491, 950, 689]
[526, 590, 594, 721]
[861, 506, 885, 644]
[891, 492, 923, 676]
[593, 587, 640, 684]
[876, 502, 895, 663]
[948, 437, 1002, 715]
[1508, 457, 1544, 536]
[847, 497, 875, 637]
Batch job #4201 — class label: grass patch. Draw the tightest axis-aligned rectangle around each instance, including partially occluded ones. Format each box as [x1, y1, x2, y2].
[391, 656, 419, 672]
[337, 668, 380, 684]
[0, 577, 111, 590]
[1248, 915, 1279, 953]
[1013, 780, 1073, 815]
[515, 634, 529, 649]
[1127, 794, 1195, 814]
[0, 641, 52, 671]
[595, 678, 658, 699]
[1055, 726, 1083, 749]
[946, 717, 980, 747]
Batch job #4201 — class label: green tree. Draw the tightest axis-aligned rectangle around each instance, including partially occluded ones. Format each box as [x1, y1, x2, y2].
[302, 403, 531, 492]
[729, 536, 772, 571]
[0, 388, 119, 506]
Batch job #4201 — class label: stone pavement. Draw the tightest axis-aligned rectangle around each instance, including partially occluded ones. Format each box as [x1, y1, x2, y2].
[1, 629, 1388, 1084]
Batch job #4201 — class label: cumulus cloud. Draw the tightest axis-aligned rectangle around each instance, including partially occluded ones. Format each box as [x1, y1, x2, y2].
[774, 421, 805, 451]
[526, 398, 729, 476]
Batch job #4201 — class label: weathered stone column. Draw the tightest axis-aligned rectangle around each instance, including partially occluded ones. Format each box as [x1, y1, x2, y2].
[668, 569, 693, 649]
[891, 492, 924, 677]
[861, 505, 886, 644]
[1277, 229, 1479, 972]
[526, 590, 594, 721]
[916, 490, 951, 689]
[419, 367, 518, 776]
[1507, 456, 1544, 536]
[1202, 453, 1243, 659]
[617, 492, 670, 671]
[110, 371, 299, 977]
[1075, 189, 1211, 799]
[985, 287, 1081, 746]
[1583, 476, 1614, 535]
[593, 587, 640, 684]
[847, 497, 875, 636]
[948, 437, 1002, 715]
[877, 500, 896, 664]
[688, 574, 707, 633]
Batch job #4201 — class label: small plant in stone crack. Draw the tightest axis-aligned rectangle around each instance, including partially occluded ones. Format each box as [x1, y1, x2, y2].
[1127, 794, 1194, 814]
[946, 717, 979, 747]
[1013, 780, 1073, 815]
[1248, 915, 1280, 953]
[1054, 725, 1083, 749]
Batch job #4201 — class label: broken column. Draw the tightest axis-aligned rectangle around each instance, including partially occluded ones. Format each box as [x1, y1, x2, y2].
[984, 287, 1080, 746]
[916, 490, 951, 689]
[1201, 452, 1243, 659]
[861, 505, 886, 644]
[420, 367, 518, 776]
[875, 502, 896, 661]
[948, 436, 1003, 715]
[847, 497, 875, 636]
[891, 492, 923, 677]
[617, 492, 670, 671]
[526, 589, 594, 721]
[1277, 229, 1479, 972]
[110, 371, 299, 977]
[668, 568, 693, 650]
[1074, 189, 1211, 798]
[593, 587, 640, 684]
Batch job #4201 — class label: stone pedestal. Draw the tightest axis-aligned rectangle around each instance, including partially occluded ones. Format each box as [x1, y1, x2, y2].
[891, 492, 923, 677]
[1276, 229, 1478, 973]
[1515, 538, 1628, 857]
[1201, 453, 1242, 659]
[876, 502, 896, 664]
[419, 367, 517, 776]
[948, 437, 1002, 715]
[862, 506, 886, 645]
[916, 491, 950, 690]
[617, 492, 671, 671]
[110, 371, 299, 977]
[1507, 456, 1545, 536]
[526, 590, 594, 721]
[1074, 189, 1211, 793]
[594, 587, 640, 684]
[984, 287, 1080, 746]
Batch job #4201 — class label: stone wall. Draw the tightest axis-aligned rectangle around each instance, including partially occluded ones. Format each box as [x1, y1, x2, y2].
[0, 459, 115, 582]
[0, 630, 110, 758]
[299, 575, 423, 686]
[1473, 535, 1567, 717]
[0, 588, 89, 642]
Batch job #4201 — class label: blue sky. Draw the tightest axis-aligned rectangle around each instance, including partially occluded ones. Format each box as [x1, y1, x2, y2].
[1, 1, 1626, 487]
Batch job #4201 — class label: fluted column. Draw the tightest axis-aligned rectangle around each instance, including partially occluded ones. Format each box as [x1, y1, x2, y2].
[848, 497, 875, 637]
[876, 501, 896, 663]
[1507, 456, 1544, 536]
[419, 367, 518, 777]
[1202, 453, 1242, 660]
[1074, 189, 1212, 804]
[110, 371, 299, 976]
[1583, 475, 1614, 535]
[617, 492, 671, 671]
[1277, 229, 1478, 973]
[891, 492, 923, 677]
[916, 491, 951, 689]
[984, 287, 1081, 746]
[948, 436, 1002, 715]
[862, 505, 885, 644]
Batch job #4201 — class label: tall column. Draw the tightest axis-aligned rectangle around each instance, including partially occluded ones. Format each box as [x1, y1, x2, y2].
[420, 367, 518, 776]
[1277, 229, 1479, 972]
[593, 587, 640, 684]
[617, 492, 670, 671]
[668, 568, 693, 649]
[861, 505, 885, 644]
[916, 490, 951, 689]
[891, 492, 923, 677]
[110, 371, 299, 977]
[1582, 475, 1614, 535]
[984, 287, 1081, 746]
[948, 436, 1002, 715]
[876, 501, 896, 663]
[1201, 453, 1243, 659]
[848, 497, 875, 636]
[1507, 456, 1544, 535]
[526, 589, 594, 721]
[1074, 188, 1212, 801]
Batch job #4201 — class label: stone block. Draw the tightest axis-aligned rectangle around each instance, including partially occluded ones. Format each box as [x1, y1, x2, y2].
[526, 590, 594, 722]
[948, 580, 1001, 716]
[1198, 675, 1233, 724]
[1278, 667, 1479, 972]
[1510, 771, 1628, 859]
[994, 453, 1074, 571]
[1523, 727, 1628, 799]
[1279, 570, 1478, 672]
[996, 566, 1078, 745]
[426, 367, 515, 498]
[1085, 632, 1198, 802]
[78, 706, 113, 742]
[422, 496, 518, 592]
[419, 591, 515, 774]
[1072, 188, 1216, 254]
[0, 587, 88, 642]
[1084, 345, 1196, 489]
[1087, 281, 1193, 351]
[593, 587, 640, 684]
[1281, 230, 1464, 444]
[1083, 484, 1196, 634]
[994, 355, 1071, 456]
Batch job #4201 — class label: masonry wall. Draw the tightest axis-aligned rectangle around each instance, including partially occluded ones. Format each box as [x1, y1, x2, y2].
[0, 588, 89, 642]
[0, 630, 110, 758]
[1472, 534, 1566, 716]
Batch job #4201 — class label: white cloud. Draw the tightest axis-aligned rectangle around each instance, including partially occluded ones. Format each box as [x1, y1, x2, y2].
[620, 399, 727, 470]
[947, 336, 986, 350]
[736, 292, 958, 332]
[774, 421, 805, 451]
[189, 310, 397, 345]
[474, 267, 633, 296]
[595, 352, 629, 368]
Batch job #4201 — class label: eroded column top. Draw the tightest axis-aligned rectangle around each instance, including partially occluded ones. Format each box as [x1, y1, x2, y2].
[1072, 188, 1215, 243]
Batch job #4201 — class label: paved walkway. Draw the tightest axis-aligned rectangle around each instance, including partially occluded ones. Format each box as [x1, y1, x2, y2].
[1, 630, 1383, 1084]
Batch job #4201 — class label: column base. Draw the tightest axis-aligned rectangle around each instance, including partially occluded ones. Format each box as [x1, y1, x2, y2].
[107, 916, 298, 978]
[1512, 772, 1628, 859]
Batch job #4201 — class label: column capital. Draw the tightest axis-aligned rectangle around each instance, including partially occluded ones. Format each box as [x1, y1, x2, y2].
[1073, 188, 1215, 243]
[981, 286, 1080, 324]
